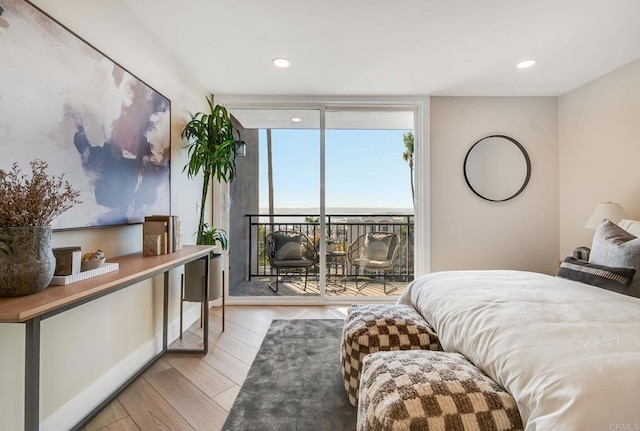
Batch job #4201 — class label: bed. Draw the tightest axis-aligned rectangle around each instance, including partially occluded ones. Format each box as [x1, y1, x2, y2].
[398, 221, 640, 430]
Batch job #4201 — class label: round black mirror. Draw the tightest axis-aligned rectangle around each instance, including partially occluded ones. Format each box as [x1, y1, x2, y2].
[463, 135, 531, 202]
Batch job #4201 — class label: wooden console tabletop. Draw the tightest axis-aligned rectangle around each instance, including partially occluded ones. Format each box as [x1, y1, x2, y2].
[0, 244, 216, 431]
[0, 245, 215, 323]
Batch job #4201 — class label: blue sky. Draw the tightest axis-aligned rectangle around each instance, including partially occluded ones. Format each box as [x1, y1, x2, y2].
[258, 129, 414, 213]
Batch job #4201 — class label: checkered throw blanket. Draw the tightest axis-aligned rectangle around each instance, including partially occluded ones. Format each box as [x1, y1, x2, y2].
[358, 351, 523, 431]
[341, 304, 442, 406]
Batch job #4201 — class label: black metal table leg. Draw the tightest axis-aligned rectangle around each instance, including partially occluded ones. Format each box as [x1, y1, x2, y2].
[162, 271, 169, 351]
[203, 253, 209, 354]
[167, 254, 209, 355]
[25, 316, 41, 431]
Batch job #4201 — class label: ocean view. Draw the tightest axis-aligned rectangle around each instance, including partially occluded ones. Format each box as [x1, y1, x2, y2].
[257, 207, 414, 216]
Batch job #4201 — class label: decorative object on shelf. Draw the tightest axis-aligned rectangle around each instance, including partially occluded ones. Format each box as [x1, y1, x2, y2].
[53, 246, 82, 276]
[463, 135, 531, 202]
[50, 262, 119, 286]
[143, 215, 182, 255]
[0, 0, 170, 229]
[0, 160, 81, 297]
[584, 202, 626, 229]
[81, 249, 106, 271]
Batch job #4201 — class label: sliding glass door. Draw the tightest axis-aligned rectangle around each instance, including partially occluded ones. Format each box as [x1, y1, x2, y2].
[227, 104, 417, 301]
[324, 109, 415, 297]
[228, 108, 321, 298]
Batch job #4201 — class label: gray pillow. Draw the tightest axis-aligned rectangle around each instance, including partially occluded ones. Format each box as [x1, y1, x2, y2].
[557, 256, 635, 294]
[589, 219, 640, 297]
[362, 233, 391, 261]
[273, 233, 303, 261]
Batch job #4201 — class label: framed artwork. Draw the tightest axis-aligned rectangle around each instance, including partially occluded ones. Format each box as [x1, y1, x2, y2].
[0, 0, 171, 230]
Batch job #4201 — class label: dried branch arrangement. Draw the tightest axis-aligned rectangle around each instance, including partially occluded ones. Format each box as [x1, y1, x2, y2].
[0, 160, 81, 227]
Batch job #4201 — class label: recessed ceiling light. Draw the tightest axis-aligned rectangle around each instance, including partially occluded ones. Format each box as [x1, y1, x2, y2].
[272, 58, 290, 68]
[516, 60, 536, 69]
[291, 117, 302, 123]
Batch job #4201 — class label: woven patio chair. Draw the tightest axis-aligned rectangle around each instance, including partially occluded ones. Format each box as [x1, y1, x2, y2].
[347, 231, 401, 294]
[265, 230, 318, 293]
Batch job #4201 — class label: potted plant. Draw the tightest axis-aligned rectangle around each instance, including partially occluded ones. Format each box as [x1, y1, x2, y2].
[326, 237, 335, 253]
[0, 160, 81, 297]
[182, 97, 237, 245]
[182, 98, 238, 303]
[200, 224, 228, 251]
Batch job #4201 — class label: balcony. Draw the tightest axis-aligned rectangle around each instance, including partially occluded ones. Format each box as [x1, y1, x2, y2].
[229, 213, 414, 297]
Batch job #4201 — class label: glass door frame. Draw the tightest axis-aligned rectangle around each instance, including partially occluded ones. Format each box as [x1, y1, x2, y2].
[217, 96, 430, 305]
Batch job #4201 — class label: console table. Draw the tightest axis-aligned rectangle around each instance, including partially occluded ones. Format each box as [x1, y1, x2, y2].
[0, 245, 215, 431]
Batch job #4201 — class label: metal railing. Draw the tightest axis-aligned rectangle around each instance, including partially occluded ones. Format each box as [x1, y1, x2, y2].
[245, 213, 414, 282]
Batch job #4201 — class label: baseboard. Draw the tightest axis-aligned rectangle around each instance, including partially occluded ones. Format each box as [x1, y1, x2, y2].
[40, 305, 202, 431]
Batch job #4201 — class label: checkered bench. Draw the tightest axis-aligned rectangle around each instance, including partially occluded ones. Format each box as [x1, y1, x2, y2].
[357, 351, 523, 431]
[341, 304, 442, 406]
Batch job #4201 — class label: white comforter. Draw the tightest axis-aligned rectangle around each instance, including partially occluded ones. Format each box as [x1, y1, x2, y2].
[398, 270, 640, 431]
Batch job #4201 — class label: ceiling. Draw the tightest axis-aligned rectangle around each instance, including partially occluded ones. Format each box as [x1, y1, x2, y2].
[121, 0, 640, 97]
[230, 108, 416, 129]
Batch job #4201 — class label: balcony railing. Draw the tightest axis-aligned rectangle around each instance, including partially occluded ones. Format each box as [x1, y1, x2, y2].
[245, 213, 414, 283]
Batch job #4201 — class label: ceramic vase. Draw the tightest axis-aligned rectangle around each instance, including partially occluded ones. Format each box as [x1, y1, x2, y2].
[0, 226, 55, 297]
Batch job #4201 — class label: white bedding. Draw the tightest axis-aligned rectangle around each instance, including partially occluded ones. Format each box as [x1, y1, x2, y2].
[398, 270, 640, 431]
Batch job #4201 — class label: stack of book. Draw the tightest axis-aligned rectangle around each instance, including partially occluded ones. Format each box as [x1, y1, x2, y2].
[142, 215, 182, 256]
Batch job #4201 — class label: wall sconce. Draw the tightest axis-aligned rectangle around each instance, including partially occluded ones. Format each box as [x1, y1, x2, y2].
[236, 140, 247, 157]
[584, 202, 626, 229]
[233, 128, 246, 157]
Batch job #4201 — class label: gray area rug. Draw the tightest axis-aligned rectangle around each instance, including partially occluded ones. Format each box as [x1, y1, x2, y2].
[221, 319, 357, 431]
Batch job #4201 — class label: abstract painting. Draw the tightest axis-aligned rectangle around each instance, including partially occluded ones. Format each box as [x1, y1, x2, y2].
[0, 0, 171, 229]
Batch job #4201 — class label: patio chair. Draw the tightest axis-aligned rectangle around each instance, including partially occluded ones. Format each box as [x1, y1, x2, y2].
[347, 232, 401, 294]
[266, 230, 318, 293]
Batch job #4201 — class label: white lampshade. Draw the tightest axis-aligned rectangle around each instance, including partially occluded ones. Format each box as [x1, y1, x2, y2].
[584, 202, 627, 229]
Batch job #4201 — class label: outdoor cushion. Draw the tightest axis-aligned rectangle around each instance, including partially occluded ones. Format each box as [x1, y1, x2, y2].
[271, 259, 314, 268]
[273, 233, 303, 261]
[352, 258, 392, 269]
[362, 233, 392, 261]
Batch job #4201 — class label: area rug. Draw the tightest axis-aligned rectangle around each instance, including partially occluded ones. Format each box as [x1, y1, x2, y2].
[221, 319, 357, 431]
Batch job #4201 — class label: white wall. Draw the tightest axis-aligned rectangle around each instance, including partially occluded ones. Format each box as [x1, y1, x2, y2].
[0, 1, 211, 429]
[430, 97, 559, 275]
[559, 59, 640, 257]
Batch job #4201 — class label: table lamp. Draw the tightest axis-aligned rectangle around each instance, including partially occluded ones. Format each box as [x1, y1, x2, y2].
[584, 202, 626, 229]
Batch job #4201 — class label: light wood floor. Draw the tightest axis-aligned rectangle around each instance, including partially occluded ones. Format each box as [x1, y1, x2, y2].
[81, 305, 349, 431]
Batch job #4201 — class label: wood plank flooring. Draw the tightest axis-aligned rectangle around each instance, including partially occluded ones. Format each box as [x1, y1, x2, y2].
[82, 305, 349, 431]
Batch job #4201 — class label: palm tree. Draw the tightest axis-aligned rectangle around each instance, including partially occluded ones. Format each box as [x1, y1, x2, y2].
[402, 131, 415, 205]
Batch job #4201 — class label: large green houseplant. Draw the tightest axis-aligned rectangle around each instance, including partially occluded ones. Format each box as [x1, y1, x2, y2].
[182, 97, 237, 246]
[181, 98, 237, 303]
